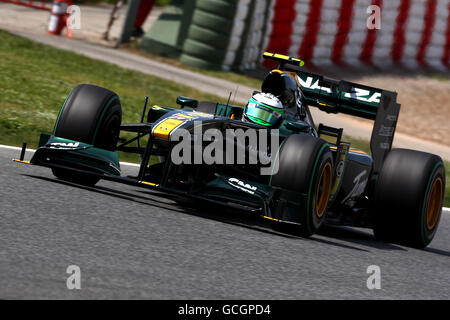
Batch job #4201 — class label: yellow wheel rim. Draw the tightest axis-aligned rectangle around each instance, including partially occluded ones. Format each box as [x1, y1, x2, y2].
[426, 177, 443, 230]
[316, 162, 332, 218]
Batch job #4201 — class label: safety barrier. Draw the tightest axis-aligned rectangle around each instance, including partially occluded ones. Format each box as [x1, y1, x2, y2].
[263, 0, 450, 70]
[0, 0, 51, 11]
[180, 0, 252, 70]
[144, 0, 450, 71]
[47, 0, 73, 36]
[1, 0, 73, 37]
[234, 0, 274, 70]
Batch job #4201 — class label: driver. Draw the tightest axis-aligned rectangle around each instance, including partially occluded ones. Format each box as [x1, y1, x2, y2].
[243, 69, 309, 127]
[242, 92, 284, 127]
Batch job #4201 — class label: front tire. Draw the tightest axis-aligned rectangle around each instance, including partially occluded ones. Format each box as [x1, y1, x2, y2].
[372, 149, 446, 248]
[271, 134, 333, 237]
[52, 84, 122, 186]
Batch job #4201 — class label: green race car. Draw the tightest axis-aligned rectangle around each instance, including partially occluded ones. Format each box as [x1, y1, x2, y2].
[15, 52, 446, 248]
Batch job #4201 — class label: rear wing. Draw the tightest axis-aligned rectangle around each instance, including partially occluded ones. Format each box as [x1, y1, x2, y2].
[295, 70, 381, 120]
[263, 52, 401, 174]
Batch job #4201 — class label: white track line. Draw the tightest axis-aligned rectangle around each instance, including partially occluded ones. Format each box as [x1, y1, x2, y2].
[0, 144, 29, 151]
[1, 144, 449, 211]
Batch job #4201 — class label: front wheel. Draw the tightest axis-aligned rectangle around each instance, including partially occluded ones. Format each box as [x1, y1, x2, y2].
[372, 149, 446, 248]
[52, 84, 122, 186]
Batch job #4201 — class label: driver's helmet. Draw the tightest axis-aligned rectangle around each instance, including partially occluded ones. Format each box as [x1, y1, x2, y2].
[261, 69, 298, 108]
[243, 92, 284, 127]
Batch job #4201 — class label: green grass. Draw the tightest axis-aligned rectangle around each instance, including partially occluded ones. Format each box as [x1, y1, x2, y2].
[0, 29, 224, 162]
[424, 72, 450, 82]
[125, 43, 262, 89]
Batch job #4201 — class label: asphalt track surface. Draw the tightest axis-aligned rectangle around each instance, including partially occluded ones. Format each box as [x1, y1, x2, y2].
[1, 146, 449, 299]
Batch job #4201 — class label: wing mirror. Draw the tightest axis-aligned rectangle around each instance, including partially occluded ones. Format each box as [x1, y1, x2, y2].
[176, 96, 198, 109]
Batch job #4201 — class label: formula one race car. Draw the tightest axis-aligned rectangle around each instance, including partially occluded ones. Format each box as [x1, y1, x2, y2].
[14, 52, 446, 248]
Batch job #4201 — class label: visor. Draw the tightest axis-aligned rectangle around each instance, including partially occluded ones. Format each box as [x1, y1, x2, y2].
[245, 100, 283, 126]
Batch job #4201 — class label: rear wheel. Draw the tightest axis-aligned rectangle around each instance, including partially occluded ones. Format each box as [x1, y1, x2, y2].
[52, 84, 122, 186]
[271, 134, 333, 237]
[372, 149, 446, 248]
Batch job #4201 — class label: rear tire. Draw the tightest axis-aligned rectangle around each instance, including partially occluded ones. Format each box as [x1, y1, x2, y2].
[52, 84, 122, 186]
[271, 134, 333, 237]
[372, 149, 445, 248]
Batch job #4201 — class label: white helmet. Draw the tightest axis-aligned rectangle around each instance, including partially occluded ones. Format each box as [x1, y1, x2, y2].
[243, 92, 284, 127]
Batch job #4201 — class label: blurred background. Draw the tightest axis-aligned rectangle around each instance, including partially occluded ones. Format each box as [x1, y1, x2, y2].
[0, 0, 449, 158]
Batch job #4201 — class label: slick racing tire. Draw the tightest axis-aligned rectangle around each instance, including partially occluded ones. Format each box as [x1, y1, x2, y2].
[191, 10, 235, 34]
[372, 149, 445, 248]
[196, 0, 237, 20]
[180, 54, 223, 71]
[52, 84, 122, 186]
[187, 25, 231, 50]
[183, 39, 227, 65]
[271, 134, 333, 237]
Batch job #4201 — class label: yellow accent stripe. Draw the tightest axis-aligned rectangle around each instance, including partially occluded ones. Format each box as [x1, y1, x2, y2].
[274, 53, 290, 60]
[191, 111, 213, 117]
[318, 102, 333, 108]
[263, 216, 279, 222]
[175, 113, 195, 119]
[153, 118, 184, 139]
[263, 52, 305, 66]
[271, 69, 283, 74]
[330, 146, 367, 155]
[13, 159, 31, 164]
[140, 181, 157, 186]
